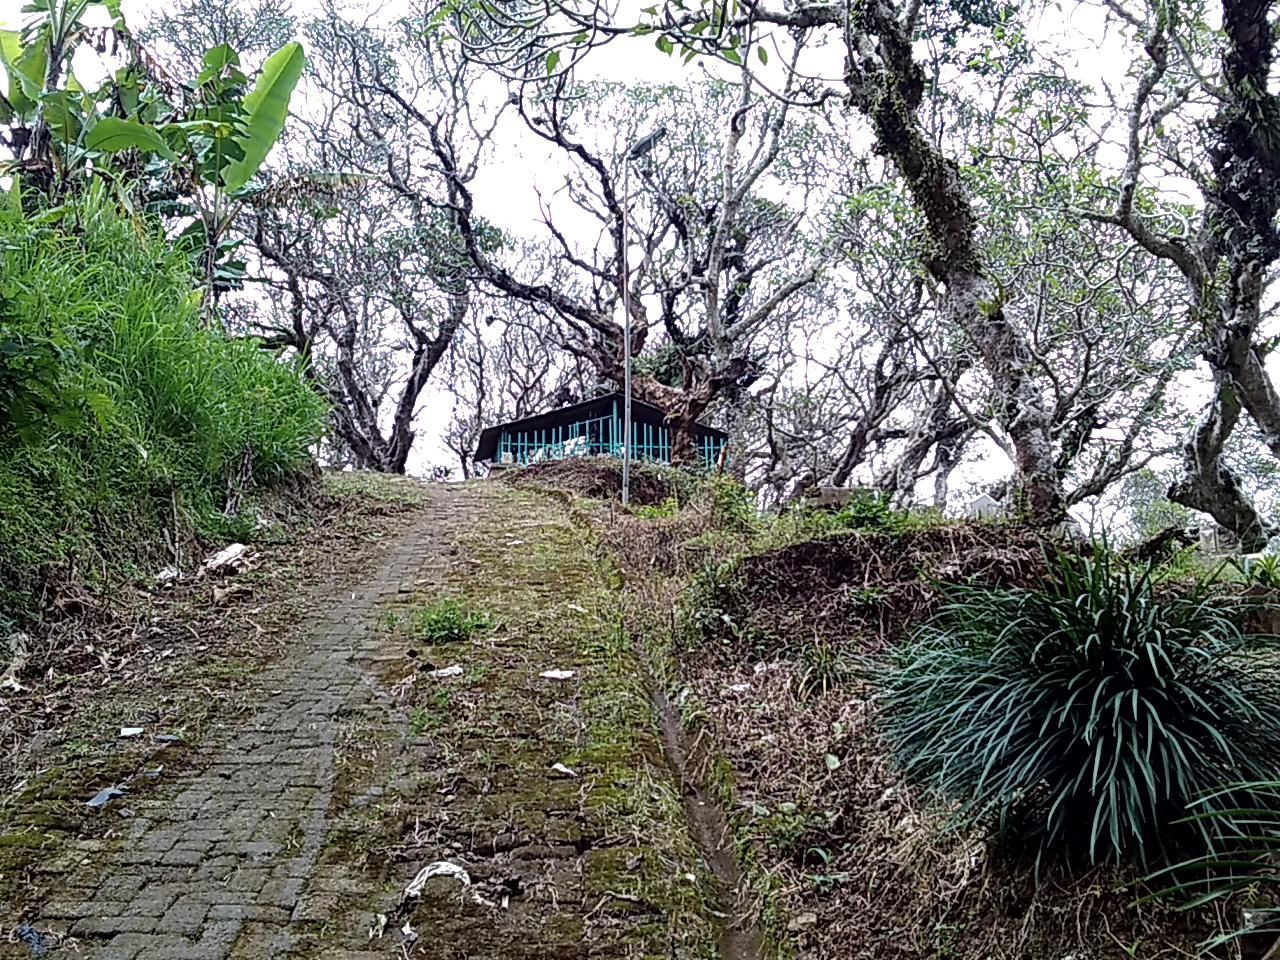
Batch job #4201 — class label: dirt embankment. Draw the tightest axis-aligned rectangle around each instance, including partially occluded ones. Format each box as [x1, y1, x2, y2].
[608, 509, 1232, 960]
[500, 458, 681, 506]
[732, 524, 1059, 654]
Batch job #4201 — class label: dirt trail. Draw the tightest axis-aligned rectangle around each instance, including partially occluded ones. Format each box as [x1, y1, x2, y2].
[2, 482, 749, 960]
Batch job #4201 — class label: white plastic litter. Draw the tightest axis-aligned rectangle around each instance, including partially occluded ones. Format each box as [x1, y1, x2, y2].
[403, 861, 471, 900]
[539, 669, 575, 680]
[201, 543, 249, 576]
[120, 727, 144, 738]
[428, 665, 463, 679]
[549, 762, 578, 779]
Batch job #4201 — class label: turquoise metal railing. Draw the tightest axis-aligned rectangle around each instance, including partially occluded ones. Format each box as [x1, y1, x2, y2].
[494, 398, 726, 468]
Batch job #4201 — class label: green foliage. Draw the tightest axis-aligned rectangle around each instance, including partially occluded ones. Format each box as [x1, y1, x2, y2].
[1229, 553, 1280, 590]
[633, 343, 684, 388]
[828, 490, 924, 534]
[632, 496, 680, 519]
[1, 2, 305, 298]
[765, 491, 937, 550]
[701, 474, 757, 533]
[874, 548, 1280, 868]
[0, 323, 90, 436]
[795, 637, 850, 700]
[4, 6, 303, 197]
[1120, 468, 1192, 543]
[410, 598, 491, 645]
[202, 510, 262, 544]
[1147, 780, 1280, 930]
[1149, 544, 1217, 586]
[677, 557, 746, 649]
[0, 188, 326, 616]
[410, 688, 452, 733]
[152, 39, 307, 296]
[220, 42, 307, 191]
[84, 118, 177, 158]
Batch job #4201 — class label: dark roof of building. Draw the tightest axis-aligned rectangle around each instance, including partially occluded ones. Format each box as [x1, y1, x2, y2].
[473, 390, 728, 462]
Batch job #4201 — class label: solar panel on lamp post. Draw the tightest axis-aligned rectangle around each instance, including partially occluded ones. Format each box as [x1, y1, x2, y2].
[620, 126, 666, 508]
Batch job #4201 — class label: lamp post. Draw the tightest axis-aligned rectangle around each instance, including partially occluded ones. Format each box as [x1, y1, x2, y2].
[620, 126, 666, 507]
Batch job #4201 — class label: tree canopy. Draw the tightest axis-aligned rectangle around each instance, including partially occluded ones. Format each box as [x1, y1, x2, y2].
[13, 0, 1280, 541]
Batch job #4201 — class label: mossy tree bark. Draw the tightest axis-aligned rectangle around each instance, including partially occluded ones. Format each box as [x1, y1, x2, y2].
[1091, 0, 1280, 548]
[747, 0, 1065, 521]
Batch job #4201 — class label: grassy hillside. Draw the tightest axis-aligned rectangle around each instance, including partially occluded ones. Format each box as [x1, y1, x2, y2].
[0, 188, 326, 625]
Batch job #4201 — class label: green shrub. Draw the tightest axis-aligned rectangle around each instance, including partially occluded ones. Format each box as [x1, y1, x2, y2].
[767, 503, 843, 543]
[632, 496, 680, 519]
[410, 598, 490, 645]
[764, 490, 937, 549]
[702, 474, 757, 533]
[1230, 553, 1280, 590]
[0, 187, 327, 614]
[829, 490, 913, 532]
[678, 557, 747, 649]
[874, 548, 1280, 868]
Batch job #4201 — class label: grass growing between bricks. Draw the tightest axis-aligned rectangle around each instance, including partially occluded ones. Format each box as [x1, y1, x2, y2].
[0, 473, 431, 920]
[408, 599, 492, 645]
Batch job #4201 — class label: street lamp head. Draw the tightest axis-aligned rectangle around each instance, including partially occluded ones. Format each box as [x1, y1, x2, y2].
[627, 126, 668, 161]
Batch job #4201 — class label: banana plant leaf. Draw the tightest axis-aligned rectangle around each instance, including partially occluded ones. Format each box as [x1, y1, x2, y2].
[84, 117, 176, 159]
[222, 41, 306, 192]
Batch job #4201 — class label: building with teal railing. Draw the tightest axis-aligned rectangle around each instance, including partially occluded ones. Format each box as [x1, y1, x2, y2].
[473, 391, 728, 470]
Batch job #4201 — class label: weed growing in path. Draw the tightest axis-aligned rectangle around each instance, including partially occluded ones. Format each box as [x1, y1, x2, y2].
[410, 598, 491, 645]
[410, 689, 452, 733]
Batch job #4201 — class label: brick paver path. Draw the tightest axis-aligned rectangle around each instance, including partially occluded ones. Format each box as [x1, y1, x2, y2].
[24, 502, 439, 960]
[7, 482, 734, 960]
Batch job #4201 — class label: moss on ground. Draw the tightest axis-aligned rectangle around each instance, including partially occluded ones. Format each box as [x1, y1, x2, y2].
[314, 481, 720, 959]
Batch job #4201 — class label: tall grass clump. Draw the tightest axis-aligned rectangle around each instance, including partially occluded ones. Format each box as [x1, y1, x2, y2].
[0, 187, 326, 616]
[874, 548, 1280, 868]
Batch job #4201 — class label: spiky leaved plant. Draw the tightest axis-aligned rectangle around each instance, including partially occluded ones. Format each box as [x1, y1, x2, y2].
[796, 636, 850, 700]
[874, 548, 1280, 868]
